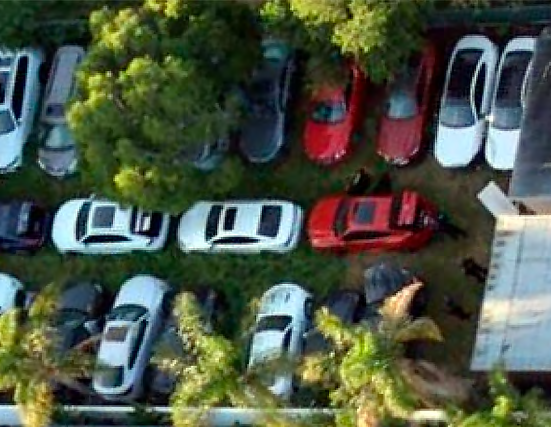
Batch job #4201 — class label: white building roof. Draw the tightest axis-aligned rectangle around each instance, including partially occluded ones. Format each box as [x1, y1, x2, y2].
[471, 215, 551, 372]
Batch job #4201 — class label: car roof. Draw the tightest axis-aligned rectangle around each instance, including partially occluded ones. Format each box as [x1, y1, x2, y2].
[344, 196, 394, 233]
[42, 46, 85, 123]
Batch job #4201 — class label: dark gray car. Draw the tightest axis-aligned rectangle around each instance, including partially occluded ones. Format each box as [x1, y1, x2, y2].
[148, 288, 220, 398]
[304, 290, 365, 355]
[239, 40, 295, 163]
[53, 281, 107, 353]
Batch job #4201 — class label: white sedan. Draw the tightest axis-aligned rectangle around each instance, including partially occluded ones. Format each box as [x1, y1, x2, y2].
[177, 199, 303, 254]
[0, 48, 44, 172]
[247, 283, 312, 400]
[92, 275, 170, 400]
[486, 37, 535, 170]
[435, 35, 499, 168]
[51, 196, 170, 255]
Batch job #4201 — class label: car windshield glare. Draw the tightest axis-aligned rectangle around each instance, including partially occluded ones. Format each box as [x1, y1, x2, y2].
[75, 201, 92, 241]
[440, 100, 475, 128]
[106, 304, 147, 322]
[311, 101, 346, 124]
[0, 109, 15, 135]
[95, 364, 124, 388]
[258, 205, 282, 238]
[42, 124, 75, 150]
[493, 51, 532, 131]
[255, 315, 292, 333]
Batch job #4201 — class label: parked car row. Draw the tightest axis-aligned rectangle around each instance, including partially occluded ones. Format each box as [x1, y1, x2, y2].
[0, 189, 443, 255]
[0, 262, 424, 402]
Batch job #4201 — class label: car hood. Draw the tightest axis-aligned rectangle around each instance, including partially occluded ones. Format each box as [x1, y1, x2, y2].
[38, 146, 77, 175]
[0, 130, 21, 168]
[51, 199, 84, 251]
[249, 331, 283, 367]
[115, 276, 166, 309]
[240, 115, 279, 163]
[435, 124, 480, 167]
[377, 116, 421, 163]
[60, 282, 100, 313]
[307, 197, 341, 242]
[303, 119, 348, 162]
[485, 127, 520, 171]
[177, 202, 212, 251]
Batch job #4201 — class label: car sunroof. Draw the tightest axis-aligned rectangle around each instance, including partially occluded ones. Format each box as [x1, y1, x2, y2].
[92, 206, 116, 228]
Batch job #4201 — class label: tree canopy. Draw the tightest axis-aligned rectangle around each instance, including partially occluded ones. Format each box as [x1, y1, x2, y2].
[68, 0, 261, 212]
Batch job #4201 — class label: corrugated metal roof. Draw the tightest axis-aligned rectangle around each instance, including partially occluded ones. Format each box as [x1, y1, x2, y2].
[471, 215, 551, 372]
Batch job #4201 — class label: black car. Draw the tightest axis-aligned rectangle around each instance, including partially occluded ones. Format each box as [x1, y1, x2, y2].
[53, 281, 107, 353]
[304, 290, 365, 355]
[148, 288, 221, 398]
[0, 201, 49, 253]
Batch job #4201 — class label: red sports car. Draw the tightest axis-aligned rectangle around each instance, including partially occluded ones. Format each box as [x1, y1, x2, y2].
[377, 44, 437, 166]
[307, 191, 439, 253]
[303, 64, 366, 165]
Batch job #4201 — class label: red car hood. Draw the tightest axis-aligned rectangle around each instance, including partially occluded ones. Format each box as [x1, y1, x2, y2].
[377, 116, 422, 163]
[304, 119, 349, 163]
[307, 196, 342, 242]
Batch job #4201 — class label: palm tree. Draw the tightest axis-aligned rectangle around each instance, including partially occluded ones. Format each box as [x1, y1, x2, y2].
[0, 283, 96, 427]
[160, 292, 330, 427]
[450, 368, 551, 427]
[301, 282, 472, 427]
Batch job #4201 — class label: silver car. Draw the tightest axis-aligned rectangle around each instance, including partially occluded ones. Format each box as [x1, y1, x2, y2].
[239, 40, 295, 163]
[38, 45, 84, 177]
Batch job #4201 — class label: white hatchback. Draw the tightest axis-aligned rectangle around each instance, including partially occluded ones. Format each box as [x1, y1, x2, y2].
[92, 275, 170, 400]
[247, 283, 312, 400]
[177, 199, 303, 254]
[486, 37, 535, 170]
[0, 48, 44, 172]
[435, 35, 499, 168]
[51, 196, 170, 255]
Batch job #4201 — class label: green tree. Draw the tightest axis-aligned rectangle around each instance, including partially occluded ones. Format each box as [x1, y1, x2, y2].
[0, 0, 134, 48]
[0, 284, 96, 427]
[260, 0, 430, 84]
[68, 0, 261, 212]
[301, 282, 472, 427]
[451, 369, 551, 427]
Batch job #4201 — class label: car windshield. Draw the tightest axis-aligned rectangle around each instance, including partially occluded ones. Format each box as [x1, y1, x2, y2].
[333, 199, 351, 236]
[311, 101, 346, 124]
[56, 308, 87, 328]
[493, 51, 532, 131]
[95, 365, 124, 388]
[255, 315, 292, 333]
[386, 67, 418, 120]
[205, 204, 223, 241]
[106, 304, 147, 322]
[0, 109, 15, 135]
[75, 201, 92, 241]
[440, 49, 481, 128]
[104, 325, 130, 342]
[257, 205, 282, 238]
[42, 124, 74, 150]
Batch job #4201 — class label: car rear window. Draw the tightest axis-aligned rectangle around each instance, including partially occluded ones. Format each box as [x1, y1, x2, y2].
[131, 209, 163, 237]
[205, 204, 223, 241]
[95, 365, 124, 388]
[258, 205, 282, 238]
[255, 315, 292, 333]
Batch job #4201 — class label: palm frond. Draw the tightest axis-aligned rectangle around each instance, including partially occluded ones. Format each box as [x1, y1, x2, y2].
[0, 309, 20, 350]
[27, 283, 60, 324]
[393, 317, 443, 343]
[15, 380, 54, 427]
[379, 281, 424, 321]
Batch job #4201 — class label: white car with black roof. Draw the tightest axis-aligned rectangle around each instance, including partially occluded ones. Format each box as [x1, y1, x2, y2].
[92, 275, 170, 400]
[177, 199, 303, 254]
[51, 196, 170, 255]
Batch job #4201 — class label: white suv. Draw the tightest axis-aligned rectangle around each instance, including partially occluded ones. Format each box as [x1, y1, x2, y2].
[177, 199, 303, 254]
[0, 48, 44, 172]
[247, 283, 312, 400]
[92, 275, 170, 400]
[51, 196, 170, 255]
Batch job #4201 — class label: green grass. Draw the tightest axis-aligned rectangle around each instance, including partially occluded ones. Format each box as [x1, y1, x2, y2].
[1, 107, 507, 375]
